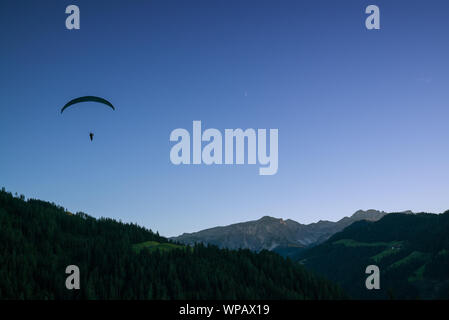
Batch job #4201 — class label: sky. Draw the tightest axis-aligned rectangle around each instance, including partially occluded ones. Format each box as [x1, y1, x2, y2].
[1, 0, 449, 237]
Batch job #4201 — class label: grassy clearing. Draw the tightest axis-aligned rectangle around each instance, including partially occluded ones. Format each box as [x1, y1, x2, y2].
[389, 251, 428, 269]
[371, 247, 401, 263]
[133, 241, 186, 253]
[408, 264, 426, 283]
[333, 239, 403, 248]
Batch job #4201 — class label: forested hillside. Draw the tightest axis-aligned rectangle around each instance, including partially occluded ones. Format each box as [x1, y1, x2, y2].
[297, 212, 449, 299]
[0, 189, 344, 300]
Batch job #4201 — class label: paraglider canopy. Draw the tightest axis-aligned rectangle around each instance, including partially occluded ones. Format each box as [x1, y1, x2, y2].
[61, 96, 115, 113]
[61, 96, 115, 142]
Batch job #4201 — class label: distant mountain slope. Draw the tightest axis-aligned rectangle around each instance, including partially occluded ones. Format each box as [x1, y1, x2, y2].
[296, 212, 449, 299]
[0, 188, 344, 300]
[172, 210, 390, 252]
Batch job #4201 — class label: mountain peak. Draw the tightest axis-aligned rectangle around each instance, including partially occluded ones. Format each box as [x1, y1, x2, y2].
[258, 216, 288, 225]
[353, 209, 382, 215]
[351, 209, 416, 221]
[259, 215, 277, 221]
[172, 210, 391, 252]
[351, 209, 386, 220]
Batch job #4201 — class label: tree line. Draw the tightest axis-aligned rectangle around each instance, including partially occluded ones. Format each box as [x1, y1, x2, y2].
[0, 188, 345, 300]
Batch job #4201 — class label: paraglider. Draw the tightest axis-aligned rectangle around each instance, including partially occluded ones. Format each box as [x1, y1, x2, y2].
[61, 96, 115, 141]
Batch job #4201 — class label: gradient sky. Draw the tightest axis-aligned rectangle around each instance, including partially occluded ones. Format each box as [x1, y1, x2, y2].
[1, 0, 449, 237]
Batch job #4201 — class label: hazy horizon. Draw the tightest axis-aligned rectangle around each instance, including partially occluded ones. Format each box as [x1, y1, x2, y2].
[1, 185, 443, 237]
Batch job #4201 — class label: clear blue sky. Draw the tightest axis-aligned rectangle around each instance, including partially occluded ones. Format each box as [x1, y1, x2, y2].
[1, 0, 449, 236]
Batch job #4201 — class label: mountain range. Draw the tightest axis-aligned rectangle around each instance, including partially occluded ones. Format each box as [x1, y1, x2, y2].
[296, 211, 449, 299]
[173, 209, 449, 299]
[171, 209, 404, 253]
[2, 186, 448, 299]
[0, 188, 344, 299]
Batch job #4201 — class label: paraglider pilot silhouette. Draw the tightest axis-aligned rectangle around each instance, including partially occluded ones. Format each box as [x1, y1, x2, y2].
[61, 96, 115, 141]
